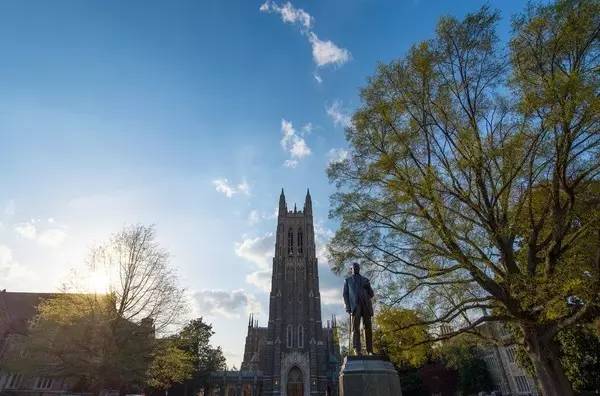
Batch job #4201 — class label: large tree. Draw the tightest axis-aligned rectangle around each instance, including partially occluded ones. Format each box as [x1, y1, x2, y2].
[173, 318, 226, 396]
[2, 294, 154, 392]
[3, 225, 189, 392]
[90, 224, 187, 334]
[327, 1, 599, 395]
[146, 341, 194, 396]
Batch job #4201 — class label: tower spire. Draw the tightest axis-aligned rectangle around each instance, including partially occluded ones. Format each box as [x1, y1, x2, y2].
[278, 188, 287, 217]
[304, 188, 312, 215]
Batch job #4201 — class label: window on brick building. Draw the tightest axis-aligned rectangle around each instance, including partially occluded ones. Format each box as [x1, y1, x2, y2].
[35, 377, 53, 390]
[6, 374, 23, 389]
[514, 375, 531, 393]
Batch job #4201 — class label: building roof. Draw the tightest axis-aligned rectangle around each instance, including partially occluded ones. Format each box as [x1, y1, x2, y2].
[0, 290, 56, 335]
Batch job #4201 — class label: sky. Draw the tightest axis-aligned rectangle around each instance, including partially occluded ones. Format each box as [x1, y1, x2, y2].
[0, 0, 529, 367]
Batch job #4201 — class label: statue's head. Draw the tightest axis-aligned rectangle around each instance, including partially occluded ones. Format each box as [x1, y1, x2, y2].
[352, 262, 360, 275]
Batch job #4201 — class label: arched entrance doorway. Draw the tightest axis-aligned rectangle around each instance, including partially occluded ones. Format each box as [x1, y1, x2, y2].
[286, 366, 304, 396]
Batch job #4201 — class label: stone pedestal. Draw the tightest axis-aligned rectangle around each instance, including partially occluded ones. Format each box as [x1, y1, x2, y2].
[339, 356, 402, 396]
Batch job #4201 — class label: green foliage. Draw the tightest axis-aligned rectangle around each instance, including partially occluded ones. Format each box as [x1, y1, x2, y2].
[373, 307, 431, 368]
[3, 293, 153, 392]
[158, 317, 227, 395]
[175, 318, 226, 375]
[146, 341, 194, 391]
[327, 1, 599, 394]
[557, 324, 600, 392]
[436, 335, 493, 394]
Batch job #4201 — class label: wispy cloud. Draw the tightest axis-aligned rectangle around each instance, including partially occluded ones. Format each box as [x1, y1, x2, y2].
[308, 33, 351, 67]
[235, 233, 274, 269]
[14, 219, 67, 248]
[246, 270, 273, 293]
[326, 100, 351, 128]
[15, 222, 36, 239]
[193, 289, 261, 319]
[280, 119, 311, 168]
[260, 1, 351, 75]
[212, 179, 251, 198]
[247, 208, 277, 226]
[235, 233, 275, 292]
[327, 148, 349, 165]
[259, 0, 313, 31]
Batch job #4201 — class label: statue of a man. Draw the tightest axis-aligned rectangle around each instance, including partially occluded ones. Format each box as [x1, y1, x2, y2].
[343, 262, 374, 355]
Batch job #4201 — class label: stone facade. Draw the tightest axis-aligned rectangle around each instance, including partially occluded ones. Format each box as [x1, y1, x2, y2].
[479, 322, 539, 395]
[210, 189, 340, 396]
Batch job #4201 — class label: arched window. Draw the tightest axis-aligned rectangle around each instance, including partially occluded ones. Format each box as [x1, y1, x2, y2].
[287, 324, 293, 348]
[297, 229, 303, 254]
[288, 229, 294, 255]
[297, 325, 304, 348]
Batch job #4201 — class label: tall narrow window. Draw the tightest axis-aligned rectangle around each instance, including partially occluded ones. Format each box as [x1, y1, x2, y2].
[288, 229, 294, 255]
[287, 324, 293, 348]
[297, 229, 303, 254]
[298, 325, 304, 348]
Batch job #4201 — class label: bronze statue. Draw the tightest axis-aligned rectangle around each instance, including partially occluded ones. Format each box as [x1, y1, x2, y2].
[343, 262, 374, 355]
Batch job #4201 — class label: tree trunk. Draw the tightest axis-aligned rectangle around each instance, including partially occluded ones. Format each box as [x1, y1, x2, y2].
[522, 326, 574, 396]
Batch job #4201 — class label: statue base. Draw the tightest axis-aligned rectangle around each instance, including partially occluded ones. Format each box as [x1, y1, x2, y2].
[339, 355, 402, 396]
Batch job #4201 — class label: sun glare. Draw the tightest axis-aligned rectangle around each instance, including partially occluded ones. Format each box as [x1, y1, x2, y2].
[88, 271, 110, 294]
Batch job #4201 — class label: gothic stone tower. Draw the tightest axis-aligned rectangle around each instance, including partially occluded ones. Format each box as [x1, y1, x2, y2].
[241, 189, 340, 396]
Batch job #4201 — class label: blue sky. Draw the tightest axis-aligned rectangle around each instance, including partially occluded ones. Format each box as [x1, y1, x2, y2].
[0, 0, 528, 366]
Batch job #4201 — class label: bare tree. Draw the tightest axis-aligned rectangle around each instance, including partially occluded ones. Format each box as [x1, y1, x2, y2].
[91, 224, 187, 333]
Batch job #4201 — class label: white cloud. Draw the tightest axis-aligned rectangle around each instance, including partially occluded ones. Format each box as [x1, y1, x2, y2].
[327, 148, 349, 165]
[246, 270, 272, 293]
[37, 229, 67, 247]
[260, 1, 351, 74]
[280, 119, 311, 167]
[0, 244, 31, 283]
[247, 209, 277, 226]
[15, 222, 37, 239]
[283, 159, 299, 168]
[0, 245, 14, 268]
[235, 233, 276, 292]
[314, 221, 335, 266]
[260, 1, 313, 30]
[14, 219, 67, 248]
[313, 73, 323, 84]
[300, 123, 313, 135]
[194, 289, 261, 319]
[326, 101, 352, 128]
[308, 33, 351, 67]
[248, 210, 261, 225]
[212, 178, 251, 198]
[235, 233, 274, 269]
